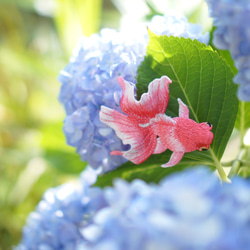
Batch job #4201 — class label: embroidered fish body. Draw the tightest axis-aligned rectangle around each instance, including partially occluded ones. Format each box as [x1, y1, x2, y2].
[99, 76, 214, 168]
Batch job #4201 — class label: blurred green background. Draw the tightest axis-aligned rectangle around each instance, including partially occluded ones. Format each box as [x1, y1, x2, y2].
[0, 0, 211, 248]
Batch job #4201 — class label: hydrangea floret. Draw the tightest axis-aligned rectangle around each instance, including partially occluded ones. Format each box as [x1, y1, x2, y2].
[205, 0, 250, 101]
[16, 168, 107, 250]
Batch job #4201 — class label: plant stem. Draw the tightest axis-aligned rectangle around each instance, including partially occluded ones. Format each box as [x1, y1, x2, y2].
[210, 149, 230, 182]
[221, 160, 234, 167]
[228, 147, 248, 178]
[217, 162, 231, 182]
[241, 160, 250, 167]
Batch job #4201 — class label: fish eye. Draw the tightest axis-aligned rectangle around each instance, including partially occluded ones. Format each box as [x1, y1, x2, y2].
[206, 122, 212, 127]
[199, 146, 208, 151]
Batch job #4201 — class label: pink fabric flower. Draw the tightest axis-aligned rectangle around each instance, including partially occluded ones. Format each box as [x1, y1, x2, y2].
[100, 76, 213, 168]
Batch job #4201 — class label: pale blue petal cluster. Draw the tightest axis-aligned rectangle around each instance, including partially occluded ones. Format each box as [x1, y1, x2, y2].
[206, 0, 250, 101]
[58, 28, 145, 173]
[148, 14, 209, 44]
[77, 168, 250, 250]
[16, 168, 107, 250]
[58, 15, 209, 173]
[17, 167, 250, 249]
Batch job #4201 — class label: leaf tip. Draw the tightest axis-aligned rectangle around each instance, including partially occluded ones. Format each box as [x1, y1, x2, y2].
[147, 28, 157, 39]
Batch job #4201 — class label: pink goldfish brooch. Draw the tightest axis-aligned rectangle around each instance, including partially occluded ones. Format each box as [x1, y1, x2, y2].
[99, 76, 214, 168]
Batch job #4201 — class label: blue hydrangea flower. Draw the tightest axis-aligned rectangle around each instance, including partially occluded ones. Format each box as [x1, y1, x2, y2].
[16, 168, 107, 250]
[17, 167, 250, 249]
[205, 0, 250, 101]
[58, 15, 209, 173]
[78, 167, 250, 250]
[148, 14, 209, 44]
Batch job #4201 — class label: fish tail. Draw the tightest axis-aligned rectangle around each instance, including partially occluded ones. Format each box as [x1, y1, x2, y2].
[100, 106, 157, 164]
[117, 76, 171, 119]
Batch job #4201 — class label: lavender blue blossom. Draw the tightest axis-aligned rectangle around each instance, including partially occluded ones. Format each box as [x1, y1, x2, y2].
[148, 14, 209, 44]
[16, 168, 107, 250]
[58, 15, 209, 173]
[17, 167, 250, 249]
[78, 167, 250, 250]
[205, 0, 250, 101]
[58, 29, 144, 173]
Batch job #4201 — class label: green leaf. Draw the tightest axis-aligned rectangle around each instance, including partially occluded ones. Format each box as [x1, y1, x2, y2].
[96, 31, 238, 186]
[138, 30, 238, 158]
[95, 161, 188, 188]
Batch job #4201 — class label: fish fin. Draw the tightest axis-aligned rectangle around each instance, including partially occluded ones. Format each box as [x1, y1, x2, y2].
[161, 151, 184, 168]
[138, 113, 175, 128]
[153, 113, 176, 125]
[100, 106, 157, 164]
[118, 76, 172, 119]
[177, 98, 189, 119]
[153, 137, 168, 154]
